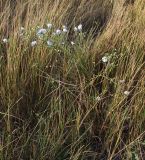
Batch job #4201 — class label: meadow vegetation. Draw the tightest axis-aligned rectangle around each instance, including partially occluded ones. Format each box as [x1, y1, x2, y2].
[0, 0, 145, 159]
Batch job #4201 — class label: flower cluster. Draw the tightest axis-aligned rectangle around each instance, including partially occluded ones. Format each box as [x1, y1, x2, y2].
[1, 23, 84, 48]
[74, 24, 82, 32]
[0, 22, 129, 98]
[28, 23, 83, 48]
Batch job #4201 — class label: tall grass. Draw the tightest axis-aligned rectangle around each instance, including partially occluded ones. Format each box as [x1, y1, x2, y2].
[0, 0, 145, 159]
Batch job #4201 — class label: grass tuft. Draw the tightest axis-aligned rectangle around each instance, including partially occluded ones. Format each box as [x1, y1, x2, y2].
[0, 0, 145, 159]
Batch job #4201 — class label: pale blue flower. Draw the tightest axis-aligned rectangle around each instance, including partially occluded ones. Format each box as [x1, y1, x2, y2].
[37, 28, 47, 36]
[47, 40, 53, 46]
[56, 29, 61, 35]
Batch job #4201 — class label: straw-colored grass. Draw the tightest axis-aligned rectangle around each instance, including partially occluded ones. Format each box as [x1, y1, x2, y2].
[0, 0, 145, 159]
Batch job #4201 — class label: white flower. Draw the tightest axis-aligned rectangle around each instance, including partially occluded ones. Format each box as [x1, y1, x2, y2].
[78, 24, 82, 31]
[52, 32, 56, 36]
[63, 28, 68, 33]
[2, 38, 8, 43]
[47, 23, 52, 29]
[124, 91, 130, 96]
[56, 29, 61, 35]
[62, 26, 68, 32]
[74, 27, 78, 32]
[96, 96, 101, 101]
[37, 28, 47, 35]
[47, 40, 53, 46]
[31, 41, 37, 47]
[20, 33, 24, 37]
[71, 41, 75, 45]
[102, 56, 108, 63]
[119, 79, 125, 83]
[20, 27, 25, 31]
[63, 25, 67, 29]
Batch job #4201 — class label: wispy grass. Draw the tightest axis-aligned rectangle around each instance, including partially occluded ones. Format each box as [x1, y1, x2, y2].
[0, 0, 145, 159]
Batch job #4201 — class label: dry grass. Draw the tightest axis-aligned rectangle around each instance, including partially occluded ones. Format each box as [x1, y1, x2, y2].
[0, 0, 145, 159]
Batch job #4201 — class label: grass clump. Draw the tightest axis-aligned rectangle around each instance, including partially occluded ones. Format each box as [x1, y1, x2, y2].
[0, 0, 145, 159]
